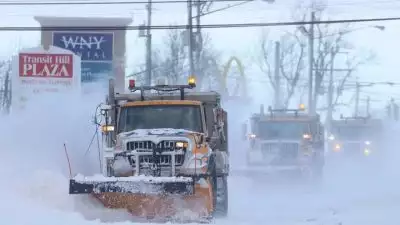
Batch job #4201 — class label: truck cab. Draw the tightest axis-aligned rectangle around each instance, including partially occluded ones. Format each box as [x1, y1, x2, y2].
[69, 77, 230, 220]
[243, 105, 324, 178]
[328, 116, 383, 158]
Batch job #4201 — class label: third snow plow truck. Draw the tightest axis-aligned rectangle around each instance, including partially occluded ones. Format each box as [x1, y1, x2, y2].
[327, 115, 383, 160]
[68, 77, 229, 222]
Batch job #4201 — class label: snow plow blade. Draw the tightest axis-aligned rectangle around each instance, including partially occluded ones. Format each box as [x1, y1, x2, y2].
[69, 175, 194, 195]
[69, 175, 214, 222]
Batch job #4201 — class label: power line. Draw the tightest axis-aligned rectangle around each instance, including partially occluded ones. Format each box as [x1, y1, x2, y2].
[0, 0, 246, 5]
[1, 0, 397, 6]
[2, 16, 400, 31]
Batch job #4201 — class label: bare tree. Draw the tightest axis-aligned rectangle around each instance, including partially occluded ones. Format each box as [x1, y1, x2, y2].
[332, 50, 376, 107]
[258, 30, 306, 108]
[292, 1, 376, 109]
[128, 50, 164, 85]
[160, 28, 187, 84]
[131, 28, 221, 89]
[258, 1, 376, 110]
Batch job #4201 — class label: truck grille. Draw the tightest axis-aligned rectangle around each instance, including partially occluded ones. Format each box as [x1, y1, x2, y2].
[342, 142, 362, 151]
[125, 140, 187, 168]
[126, 140, 185, 152]
[131, 155, 185, 167]
[261, 142, 299, 159]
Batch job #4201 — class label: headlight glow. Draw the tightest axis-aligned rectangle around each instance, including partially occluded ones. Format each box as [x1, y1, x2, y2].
[365, 141, 371, 145]
[176, 141, 188, 148]
[101, 125, 115, 132]
[334, 143, 341, 152]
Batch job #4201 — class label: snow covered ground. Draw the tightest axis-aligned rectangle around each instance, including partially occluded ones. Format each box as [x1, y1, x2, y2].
[1, 91, 400, 225]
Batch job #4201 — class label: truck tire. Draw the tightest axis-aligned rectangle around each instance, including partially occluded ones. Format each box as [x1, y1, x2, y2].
[310, 152, 324, 183]
[208, 154, 229, 218]
[214, 175, 228, 217]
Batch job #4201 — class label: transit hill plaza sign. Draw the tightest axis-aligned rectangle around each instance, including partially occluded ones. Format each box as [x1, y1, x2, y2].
[11, 46, 81, 111]
[19, 53, 73, 78]
[52, 32, 114, 83]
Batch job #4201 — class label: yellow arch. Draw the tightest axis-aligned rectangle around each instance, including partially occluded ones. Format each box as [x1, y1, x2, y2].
[220, 56, 247, 98]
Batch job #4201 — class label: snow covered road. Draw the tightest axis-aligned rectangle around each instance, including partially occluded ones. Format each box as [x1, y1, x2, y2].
[2, 157, 400, 225]
[1, 94, 400, 225]
[4, 159, 399, 225]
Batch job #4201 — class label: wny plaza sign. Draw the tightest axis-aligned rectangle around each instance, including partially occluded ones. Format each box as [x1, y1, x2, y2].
[52, 32, 113, 61]
[33, 16, 132, 94]
[52, 32, 114, 83]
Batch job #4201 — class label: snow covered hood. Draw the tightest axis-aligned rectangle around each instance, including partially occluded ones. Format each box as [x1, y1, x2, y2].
[118, 128, 202, 139]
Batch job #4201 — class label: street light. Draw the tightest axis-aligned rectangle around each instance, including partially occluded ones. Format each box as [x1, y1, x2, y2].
[334, 25, 385, 37]
[372, 25, 385, 31]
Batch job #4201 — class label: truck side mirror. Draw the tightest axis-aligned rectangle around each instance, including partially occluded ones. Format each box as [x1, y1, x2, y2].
[241, 123, 247, 141]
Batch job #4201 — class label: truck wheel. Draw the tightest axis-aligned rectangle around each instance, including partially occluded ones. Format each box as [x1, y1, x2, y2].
[214, 175, 228, 217]
[208, 154, 228, 218]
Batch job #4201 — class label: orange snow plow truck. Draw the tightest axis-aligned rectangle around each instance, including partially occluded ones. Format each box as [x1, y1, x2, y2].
[69, 77, 229, 222]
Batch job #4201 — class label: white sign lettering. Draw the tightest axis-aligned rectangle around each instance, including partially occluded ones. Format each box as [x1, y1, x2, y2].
[60, 36, 106, 50]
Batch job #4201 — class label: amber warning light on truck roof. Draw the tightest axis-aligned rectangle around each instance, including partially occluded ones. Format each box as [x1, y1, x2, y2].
[188, 75, 196, 88]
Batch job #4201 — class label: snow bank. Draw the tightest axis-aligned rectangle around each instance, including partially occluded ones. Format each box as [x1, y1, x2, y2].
[0, 85, 142, 224]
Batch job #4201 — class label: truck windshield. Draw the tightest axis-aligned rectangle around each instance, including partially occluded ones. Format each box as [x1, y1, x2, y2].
[333, 126, 376, 141]
[255, 121, 310, 139]
[118, 105, 203, 133]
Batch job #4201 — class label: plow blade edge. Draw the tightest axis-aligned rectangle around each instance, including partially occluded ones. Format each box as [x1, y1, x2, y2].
[69, 175, 194, 195]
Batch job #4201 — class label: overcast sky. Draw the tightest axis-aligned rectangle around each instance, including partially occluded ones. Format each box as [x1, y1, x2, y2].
[2, 0, 400, 118]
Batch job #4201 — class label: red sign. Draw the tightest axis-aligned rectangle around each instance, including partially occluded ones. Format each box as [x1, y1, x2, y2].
[19, 53, 73, 78]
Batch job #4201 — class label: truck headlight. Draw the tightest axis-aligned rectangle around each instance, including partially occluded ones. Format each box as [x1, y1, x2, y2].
[334, 143, 341, 152]
[101, 125, 114, 132]
[176, 141, 188, 148]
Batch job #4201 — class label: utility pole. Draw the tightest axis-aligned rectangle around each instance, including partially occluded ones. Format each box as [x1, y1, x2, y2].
[354, 81, 360, 117]
[308, 11, 315, 115]
[195, 0, 202, 82]
[393, 99, 399, 121]
[366, 96, 370, 117]
[274, 41, 281, 109]
[145, 0, 152, 85]
[187, 0, 195, 77]
[326, 49, 334, 135]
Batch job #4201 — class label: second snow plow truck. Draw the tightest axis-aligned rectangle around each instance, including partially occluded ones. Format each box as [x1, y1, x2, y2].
[68, 77, 229, 222]
[241, 105, 324, 181]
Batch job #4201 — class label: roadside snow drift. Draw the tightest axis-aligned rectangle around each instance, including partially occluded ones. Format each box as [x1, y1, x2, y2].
[0, 89, 136, 223]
